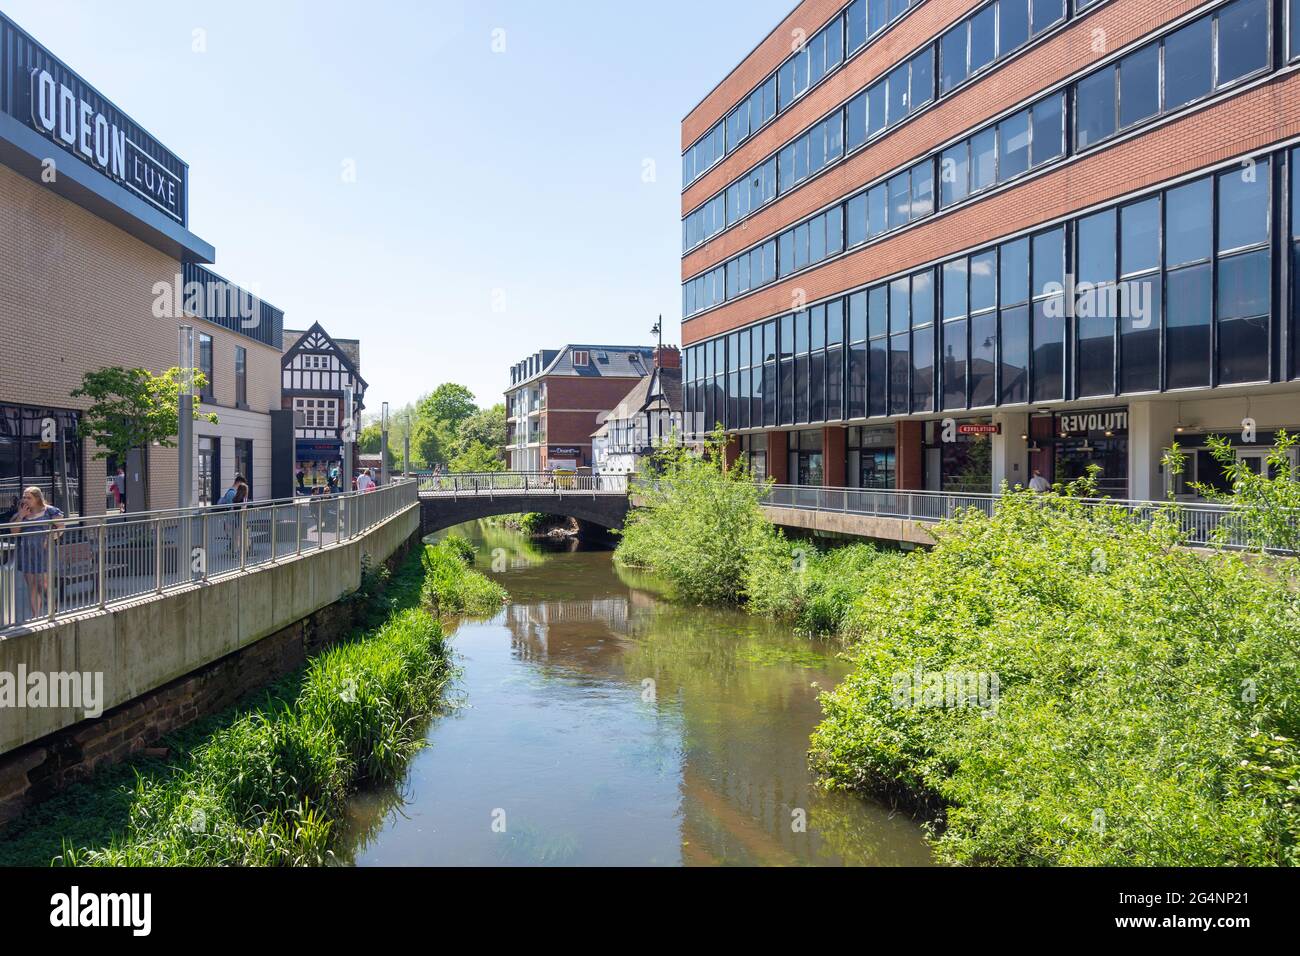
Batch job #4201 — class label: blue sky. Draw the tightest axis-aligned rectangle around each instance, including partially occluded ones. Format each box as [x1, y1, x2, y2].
[5, 0, 795, 413]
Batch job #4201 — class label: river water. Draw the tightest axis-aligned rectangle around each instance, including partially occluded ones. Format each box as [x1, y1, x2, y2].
[339, 522, 933, 866]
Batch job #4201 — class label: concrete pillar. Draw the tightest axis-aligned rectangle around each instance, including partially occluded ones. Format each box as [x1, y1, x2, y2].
[896, 420, 924, 490]
[822, 425, 846, 487]
[1128, 400, 1179, 501]
[768, 430, 789, 484]
[992, 411, 1030, 492]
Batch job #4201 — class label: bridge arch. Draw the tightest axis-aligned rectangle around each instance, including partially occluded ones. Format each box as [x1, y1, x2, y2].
[418, 494, 629, 537]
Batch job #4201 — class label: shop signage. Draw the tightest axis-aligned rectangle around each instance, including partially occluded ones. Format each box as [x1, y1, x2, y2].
[549, 446, 582, 458]
[1058, 410, 1128, 436]
[957, 423, 1000, 436]
[27, 68, 184, 222]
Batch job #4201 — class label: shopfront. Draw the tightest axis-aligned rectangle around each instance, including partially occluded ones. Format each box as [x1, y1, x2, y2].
[0, 404, 82, 518]
[847, 426, 896, 489]
[1170, 430, 1299, 499]
[1029, 408, 1129, 498]
[924, 418, 995, 493]
[786, 429, 824, 486]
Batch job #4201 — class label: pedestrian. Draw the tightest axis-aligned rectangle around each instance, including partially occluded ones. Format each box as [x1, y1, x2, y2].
[357, 468, 376, 493]
[217, 475, 249, 555]
[12, 486, 64, 619]
[104, 472, 117, 511]
[295, 468, 308, 496]
[113, 466, 127, 512]
[1028, 468, 1051, 493]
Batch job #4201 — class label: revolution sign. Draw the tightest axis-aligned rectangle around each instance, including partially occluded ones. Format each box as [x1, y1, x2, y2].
[27, 68, 184, 222]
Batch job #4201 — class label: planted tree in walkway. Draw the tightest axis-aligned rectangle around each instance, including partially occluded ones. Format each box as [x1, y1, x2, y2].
[71, 366, 217, 461]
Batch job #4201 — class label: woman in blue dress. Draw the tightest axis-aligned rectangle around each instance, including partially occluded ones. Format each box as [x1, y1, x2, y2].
[13, 486, 64, 619]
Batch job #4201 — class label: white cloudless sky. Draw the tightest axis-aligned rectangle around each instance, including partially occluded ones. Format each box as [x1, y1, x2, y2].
[5, 0, 796, 412]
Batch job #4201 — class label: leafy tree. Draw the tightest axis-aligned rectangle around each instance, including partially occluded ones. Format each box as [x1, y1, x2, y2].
[71, 366, 217, 461]
[449, 440, 505, 474]
[358, 422, 384, 455]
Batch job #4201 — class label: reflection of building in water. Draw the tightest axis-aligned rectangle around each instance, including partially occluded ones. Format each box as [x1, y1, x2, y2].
[505, 598, 631, 663]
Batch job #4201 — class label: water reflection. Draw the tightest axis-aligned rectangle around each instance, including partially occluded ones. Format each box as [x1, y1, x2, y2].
[339, 521, 932, 866]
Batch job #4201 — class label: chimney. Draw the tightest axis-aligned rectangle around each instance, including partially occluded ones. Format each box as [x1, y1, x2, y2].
[653, 345, 681, 369]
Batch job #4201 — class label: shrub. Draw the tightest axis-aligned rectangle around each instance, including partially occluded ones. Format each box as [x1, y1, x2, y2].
[745, 538, 905, 634]
[810, 487, 1300, 866]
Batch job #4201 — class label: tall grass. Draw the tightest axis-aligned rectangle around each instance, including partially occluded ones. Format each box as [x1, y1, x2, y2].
[421, 534, 508, 616]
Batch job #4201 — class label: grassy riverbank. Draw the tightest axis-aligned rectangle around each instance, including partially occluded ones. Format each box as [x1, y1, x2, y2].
[615, 434, 1300, 865]
[0, 538, 506, 867]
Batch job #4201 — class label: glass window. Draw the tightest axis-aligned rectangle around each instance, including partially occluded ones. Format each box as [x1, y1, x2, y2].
[1166, 262, 1212, 388]
[1120, 278, 1162, 394]
[867, 82, 886, 138]
[827, 205, 844, 256]
[235, 346, 247, 407]
[198, 333, 214, 401]
[969, 311, 998, 406]
[940, 24, 968, 93]
[810, 214, 827, 264]
[869, 285, 889, 338]
[1292, 0, 1300, 60]
[912, 269, 935, 327]
[1077, 209, 1116, 286]
[1031, 93, 1064, 166]
[1166, 178, 1213, 266]
[1077, 306, 1115, 398]
[889, 171, 911, 228]
[868, 184, 888, 238]
[912, 159, 935, 219]
[1000, 304, 1030, 404]
[847, 91, 868, 149]
[972, 128, 997, 192]
[1076, 66, 1116, 149]
[943, 259, 968, 320]
[971, 251, 997, 312]
[1000, 238, 1030, 305]
[847, 0, 868, 53]
[849, 291, 868, 341]
[943, 318, 968, 409]
[1031, 0, 1064, 35]
[890, 277, 910, 333]
[847, 193, 867, 246]
[1164, 17, 1213, 110]
[1218, 160, 1270, 252]
[1118, 43, 1160, 129]
[910, 47, 934, 110]
[1000, 0, 1030, 54]
[999, 110, 1030, 181]
[1216, 249, 1270, 385]
[1032, 298, 1066, 402]
[890, 334, 910, 414]
[1120, 197, 1160, 276]
[969, 5, 996, 73]
[887, 62, 909, 124]
[912, 327, 935, 412]
[940, 142, 969, 207]
[1216, 0, 1270, 87]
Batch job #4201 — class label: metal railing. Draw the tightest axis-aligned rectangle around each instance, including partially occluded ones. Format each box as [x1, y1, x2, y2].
[415, 472, 629, 497]
[756, 484, 1295, 552]
[0, 480, 417, 633]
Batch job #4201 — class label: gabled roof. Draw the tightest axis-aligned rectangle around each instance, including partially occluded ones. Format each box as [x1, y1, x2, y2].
[280, 321, 368, 390]
[591, 366, 683, 437]
[513, 345, 656, 388]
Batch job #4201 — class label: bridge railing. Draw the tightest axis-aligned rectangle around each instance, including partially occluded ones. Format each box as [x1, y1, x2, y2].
[756, 483, 1295, 553]
[415, 472, 629, 497]
[0, 480, 418, 634]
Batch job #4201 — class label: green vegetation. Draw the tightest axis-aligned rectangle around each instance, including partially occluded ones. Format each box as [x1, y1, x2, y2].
[0, 546, 475, 867]
[420, 534, 508, 616]
[366, 382, 506, 472]
[810, 472, 1300, 866]
[72, 366, 218, 461]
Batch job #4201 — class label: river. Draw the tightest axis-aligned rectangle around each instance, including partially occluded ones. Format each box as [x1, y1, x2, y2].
[339, 521, 933, 866]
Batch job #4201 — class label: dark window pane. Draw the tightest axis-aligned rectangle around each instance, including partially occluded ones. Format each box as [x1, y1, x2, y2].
[1077, 313, 1116, 397]
[887, 62, 909, 124]
[910, 47, 934, 109]
[971, 251, 997, 311]
[1000, 305, 1030, 404]
[1076, 67, 1117, 149]
[1121, 197, 1160, 276]
[940, 24, 968, 93]
[810, 350, 826, 421]
[999, 110, 1030, 181]
[1120, 278, 1161, 394]
[1031, 93, 1064, 166]
[869, 340, 889, 416]
[779, 359, 794, 423]
[847, 92, 868, 149]
[1218, 160, 1270, 252]
[1031, 0, 1064, 35]
[912, 328, 935, 412]
[1000, 0, 1030, 54]
[848, 342, 867, 418]
[826, 345, 844, 420]
[1119, 43, 1160, 128]
[1000, 238, 1030, 305]
[847, 0, 868, 53]
[890, 333, 910, 414]
[969, 311, 998, 406]
[1217, 0, 1269, 86]
[1032, 297, 1066, 402]
[1164, 17, 1213, 109]
[969, 6, 995, 73]
[942, 318, 968, 409]
[795, 354, 809, 422]
[1077, 209, 1116, 286]
[1166, 263, 1212, 389]
[1166, 178, 1213, 266]
[1217, 250, 1271, 384]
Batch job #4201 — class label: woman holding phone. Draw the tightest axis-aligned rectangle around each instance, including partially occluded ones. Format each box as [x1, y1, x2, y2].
[14, 486, 64, 619]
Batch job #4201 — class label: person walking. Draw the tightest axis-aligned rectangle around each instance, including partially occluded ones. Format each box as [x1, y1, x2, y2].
[217, 474, 249, 556]
[113, 466, 127, 512]
[1028, 469, 1051, 493]
[12, 486, 64, 620]
[357, 468, 376, 493]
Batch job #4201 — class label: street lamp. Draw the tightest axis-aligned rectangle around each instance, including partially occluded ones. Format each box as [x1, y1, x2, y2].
[178, 325, 194, 509]
[380, 401, 390, 486]
[403, 410, 411, 477]
[342, 385, 354, 493]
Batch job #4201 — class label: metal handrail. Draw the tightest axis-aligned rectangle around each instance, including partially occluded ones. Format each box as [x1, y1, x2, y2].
[414, 472, 629, 496]
[0, 480, 418, 633]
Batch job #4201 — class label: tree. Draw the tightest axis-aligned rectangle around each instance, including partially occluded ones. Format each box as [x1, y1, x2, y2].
[358, 422, 384, 454]
[71, 366, 217, 461]
[450, 441, 506, 473]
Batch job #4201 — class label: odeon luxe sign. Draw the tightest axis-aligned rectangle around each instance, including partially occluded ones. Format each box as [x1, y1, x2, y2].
[28, 68, 183, 223]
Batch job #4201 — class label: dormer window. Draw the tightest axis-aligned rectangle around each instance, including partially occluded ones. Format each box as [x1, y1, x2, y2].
[573, 350, 590, 367]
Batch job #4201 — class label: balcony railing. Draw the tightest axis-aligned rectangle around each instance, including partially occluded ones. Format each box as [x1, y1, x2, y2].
[0, 481, 417, 634]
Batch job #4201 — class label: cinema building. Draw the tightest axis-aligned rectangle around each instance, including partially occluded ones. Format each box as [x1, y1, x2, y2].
[0, 12, 285, 516]
[680, 0, 1300, 499]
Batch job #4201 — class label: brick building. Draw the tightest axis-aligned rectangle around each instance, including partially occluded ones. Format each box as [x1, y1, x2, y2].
[681, 0, 1300, 499]
[0, 11, 285, 516]
[506, 346, 658, 471]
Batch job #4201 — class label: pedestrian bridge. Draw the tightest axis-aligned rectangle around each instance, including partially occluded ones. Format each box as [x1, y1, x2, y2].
[415, 472, 631, 535]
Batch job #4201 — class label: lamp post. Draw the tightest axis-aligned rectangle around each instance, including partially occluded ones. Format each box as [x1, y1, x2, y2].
[178, 325, 194, 509]
[343, 385, 354, 493]
[380, 401, 390, 486]
[403, 410, 411, 478]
